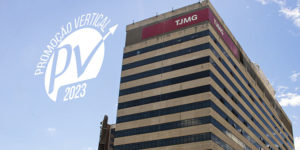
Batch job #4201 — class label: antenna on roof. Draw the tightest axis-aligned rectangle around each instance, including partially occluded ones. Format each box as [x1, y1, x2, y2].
[132, 20, 135, 24]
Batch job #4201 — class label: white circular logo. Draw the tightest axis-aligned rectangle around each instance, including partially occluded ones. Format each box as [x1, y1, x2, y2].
[34, 13, 118, 102]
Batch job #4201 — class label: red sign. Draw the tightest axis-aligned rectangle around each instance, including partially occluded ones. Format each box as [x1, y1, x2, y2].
[208, 10, 240, 60]
[142, 8, 209, 39]
[141, 8, 240, 60]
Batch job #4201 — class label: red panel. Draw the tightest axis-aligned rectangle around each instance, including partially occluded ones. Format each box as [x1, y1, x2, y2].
[141, 8, 240, 60]
[142, 8, 209, 39]
[208, 10, 240, 60]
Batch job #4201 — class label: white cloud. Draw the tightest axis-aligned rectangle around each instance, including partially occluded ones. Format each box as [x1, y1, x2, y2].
[280, 7, 300, 19]
[256, 0, 300, 30]
[47, 128, 56, 136]
[292, 115, 298, 125]
[256, 0, 286, 5]
[290, 72, 300, 82]
[276, 85, 300, 106]
[295, 18, 300, 28]
[280, 7, 300, 28]
[278, 92, 300, 106]
[82, 147, 94, 150]
[47, 128, 56, 132]
[295, 137, 300, 150]
[292, 115, 298, 120]
[277, 85, 289, 92]
[273, 0, 286, 6]
[256, 0, 268, 5]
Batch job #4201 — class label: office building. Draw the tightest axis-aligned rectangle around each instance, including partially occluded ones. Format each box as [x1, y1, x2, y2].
[114, 1, 294, 149]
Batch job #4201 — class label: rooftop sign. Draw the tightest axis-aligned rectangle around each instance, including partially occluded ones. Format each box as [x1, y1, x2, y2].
[142, 8, 240, 60]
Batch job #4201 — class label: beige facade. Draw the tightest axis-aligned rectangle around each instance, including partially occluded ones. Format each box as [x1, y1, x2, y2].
[114, 0, 294, 149]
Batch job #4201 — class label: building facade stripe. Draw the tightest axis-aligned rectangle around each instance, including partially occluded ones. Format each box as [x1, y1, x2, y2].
[114, 132, 234, 150]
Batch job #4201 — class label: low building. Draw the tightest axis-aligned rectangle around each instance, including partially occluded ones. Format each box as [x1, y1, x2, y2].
[98, 115, 115, 150]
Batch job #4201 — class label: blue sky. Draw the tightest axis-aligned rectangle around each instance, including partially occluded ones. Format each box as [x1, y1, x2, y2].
[0, 0, 300, 150]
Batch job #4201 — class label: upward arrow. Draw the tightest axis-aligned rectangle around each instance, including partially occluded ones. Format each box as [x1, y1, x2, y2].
[73, 24, 118, 77]
[103, 24, 118, 41]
